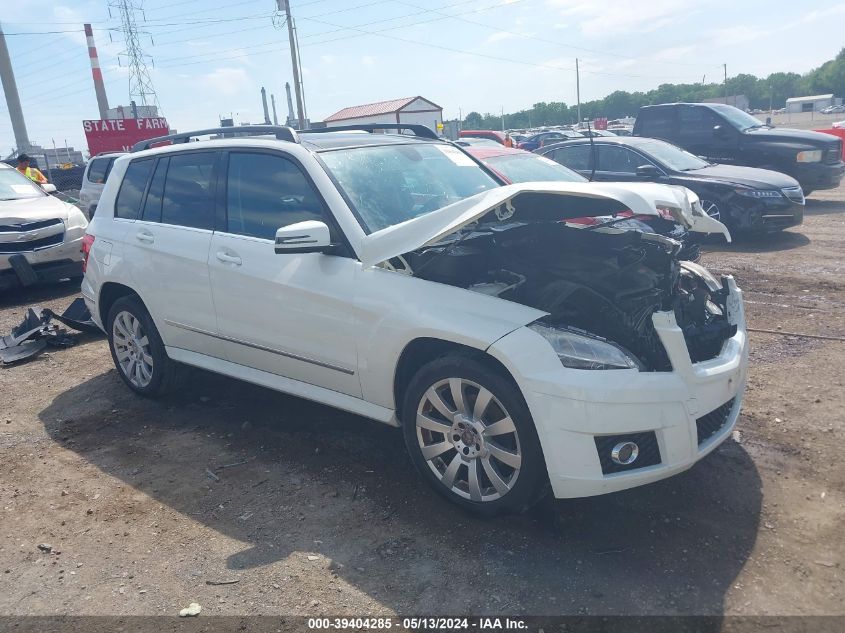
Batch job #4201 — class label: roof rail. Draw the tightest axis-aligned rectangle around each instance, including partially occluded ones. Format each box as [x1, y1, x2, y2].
[299, 123, 439, 140]
[130, 125, 299, 152]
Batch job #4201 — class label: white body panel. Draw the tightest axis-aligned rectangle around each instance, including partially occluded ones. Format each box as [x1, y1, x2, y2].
[82, 135, 748, 500]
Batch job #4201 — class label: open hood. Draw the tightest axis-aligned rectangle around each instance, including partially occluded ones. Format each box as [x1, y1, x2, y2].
[359, 181, 730, 267]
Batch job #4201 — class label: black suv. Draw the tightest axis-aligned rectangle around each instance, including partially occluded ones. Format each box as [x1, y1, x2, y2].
[633, 103, 844, 195]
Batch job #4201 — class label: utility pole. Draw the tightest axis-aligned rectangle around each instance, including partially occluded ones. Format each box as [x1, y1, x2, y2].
[0, 21, 31, 152]
[723, 63, 728, 104]
[575, 58, 581, 123]
[278, 0, 306, 129]
[110, 0, 161, 111]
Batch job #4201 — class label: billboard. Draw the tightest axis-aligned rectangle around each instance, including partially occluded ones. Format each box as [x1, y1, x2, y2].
[83, 117, 169, 154]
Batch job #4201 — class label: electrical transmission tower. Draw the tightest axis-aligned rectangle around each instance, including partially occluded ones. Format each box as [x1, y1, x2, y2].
[109, 0, 161, 111]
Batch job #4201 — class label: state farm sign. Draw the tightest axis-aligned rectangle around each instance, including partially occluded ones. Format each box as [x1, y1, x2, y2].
[83, 117, 169, 154]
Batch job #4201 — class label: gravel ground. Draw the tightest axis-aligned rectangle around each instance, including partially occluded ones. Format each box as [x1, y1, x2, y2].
[0, 186, 843, 619]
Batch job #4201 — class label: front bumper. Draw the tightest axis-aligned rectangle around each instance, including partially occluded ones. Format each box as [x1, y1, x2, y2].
[488, 277, 748, 499]
[728, 195, 804, 233]
[0, 235, 84, 290]
[792, 160, 845, 191]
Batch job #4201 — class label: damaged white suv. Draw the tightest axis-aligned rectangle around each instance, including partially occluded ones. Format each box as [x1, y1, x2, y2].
[82, 125, 748, 515]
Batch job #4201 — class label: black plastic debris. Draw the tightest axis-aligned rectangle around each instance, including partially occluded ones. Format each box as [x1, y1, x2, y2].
[0, 339, 48, 364]
[45, 298, 100, 334]
[0, 298, 102, 365]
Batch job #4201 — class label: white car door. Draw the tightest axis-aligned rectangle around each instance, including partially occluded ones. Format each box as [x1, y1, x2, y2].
[208, 150, 361, 397]
[118, 151, 220, 354]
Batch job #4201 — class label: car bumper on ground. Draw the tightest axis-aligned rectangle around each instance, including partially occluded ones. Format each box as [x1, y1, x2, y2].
[793, 160, 845, 192]
[489, 277, 748, 499]
[0, 236, 84, 290]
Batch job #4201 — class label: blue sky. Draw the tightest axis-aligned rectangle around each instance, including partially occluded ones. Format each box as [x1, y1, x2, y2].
[1, 0, 843, 155]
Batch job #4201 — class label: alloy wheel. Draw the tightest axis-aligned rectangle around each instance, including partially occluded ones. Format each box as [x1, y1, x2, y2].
[699, 199, 721, 221]
[112, 310, 154, 388]
[416, 378, 522, 502]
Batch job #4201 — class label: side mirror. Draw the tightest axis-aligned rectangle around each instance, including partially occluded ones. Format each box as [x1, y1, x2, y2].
[274, 220, 336, 254]
[41, 183, 57, 193]
[713, 124, 730, 139]
[635, 164, 661, 178]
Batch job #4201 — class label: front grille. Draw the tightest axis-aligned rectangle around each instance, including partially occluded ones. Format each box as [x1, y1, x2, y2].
[824, 141, 842, 165]
[781, 186, 805, 204]
[0, 218, 65, 254]
[594, 431, 661, 475]
[0, 218, 63, 232]
[0, 232, 64, 253]
[696, 398, 735, 445]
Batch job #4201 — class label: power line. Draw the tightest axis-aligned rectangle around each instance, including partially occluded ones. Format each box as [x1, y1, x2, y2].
[395, 0, 718, 69]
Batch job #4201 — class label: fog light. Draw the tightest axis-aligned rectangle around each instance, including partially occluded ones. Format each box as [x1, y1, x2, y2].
[611, 441, 639, 465]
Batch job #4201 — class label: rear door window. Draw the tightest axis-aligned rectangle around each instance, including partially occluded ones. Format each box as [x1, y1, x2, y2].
[114, 159, 154, 220]
[160, 152, 217, 230]
[597, 146, 642, 174]
[225, 152, 324, 240]
[638, 108, 675, 139]
[547, 145, 593, 171]
[140, 158, 168, 223]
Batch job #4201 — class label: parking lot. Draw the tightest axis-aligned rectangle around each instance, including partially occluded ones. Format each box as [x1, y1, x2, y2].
[0, 187, 843, 618]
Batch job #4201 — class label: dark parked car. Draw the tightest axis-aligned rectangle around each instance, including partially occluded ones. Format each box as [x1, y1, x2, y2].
[539, 136, 805, 234]
[465, 145, 702, 260]
[518, 130, 584, 151]
[633, 103, 844, 195]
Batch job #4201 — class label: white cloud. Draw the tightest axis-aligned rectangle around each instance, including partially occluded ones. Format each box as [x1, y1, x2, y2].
[546, 0, 699, 37]
[196, 67, 252, 98]
[361, 55, 377, 66]
[320, 54, 337, 64]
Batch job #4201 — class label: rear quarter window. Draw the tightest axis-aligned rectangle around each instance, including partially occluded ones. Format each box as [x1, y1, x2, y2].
[86, 157, 115, 184]
[114, 159, 154, 220]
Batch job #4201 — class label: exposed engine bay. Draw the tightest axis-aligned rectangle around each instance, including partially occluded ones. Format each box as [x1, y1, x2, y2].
[396, 221, 737, 371]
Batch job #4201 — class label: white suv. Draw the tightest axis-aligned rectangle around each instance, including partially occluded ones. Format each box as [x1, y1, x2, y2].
[82, 125, 748, 515]
[79, 152, 124, 218]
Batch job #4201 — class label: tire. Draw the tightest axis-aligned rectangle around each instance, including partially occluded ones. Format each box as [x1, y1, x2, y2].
[106, 295, 181, 397]
[401, 354, 547, 516]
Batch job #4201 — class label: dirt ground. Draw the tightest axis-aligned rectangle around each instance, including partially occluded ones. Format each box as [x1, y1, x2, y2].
[0, 187, 843, 620]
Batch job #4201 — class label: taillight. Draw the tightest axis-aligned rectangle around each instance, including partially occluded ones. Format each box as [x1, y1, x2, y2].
[81, 234, 95, 273]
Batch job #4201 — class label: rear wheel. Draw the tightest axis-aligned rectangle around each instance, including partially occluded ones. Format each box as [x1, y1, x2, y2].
[402, 355, 547, 516]
[107, 295, 180, 397]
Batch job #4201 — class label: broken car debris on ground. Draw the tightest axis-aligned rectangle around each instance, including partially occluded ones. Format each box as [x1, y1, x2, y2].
[0, 298, 101, 365]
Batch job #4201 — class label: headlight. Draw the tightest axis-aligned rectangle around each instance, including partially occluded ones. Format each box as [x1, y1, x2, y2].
[528, 323, 641, 370]
[734, 188, 783, 199]
[796, 150, 822, 163]
[680, 260, 722, 292]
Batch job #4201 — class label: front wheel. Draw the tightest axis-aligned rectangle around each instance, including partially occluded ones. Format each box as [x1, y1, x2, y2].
[401, 355, 547, 516]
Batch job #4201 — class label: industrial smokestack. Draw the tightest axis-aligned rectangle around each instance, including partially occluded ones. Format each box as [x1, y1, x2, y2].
[271, 94, 279, 125]
[260, 87, 271, 125]
[0, 21, 30, 152]
[84, 23, 109, 120]
[285, 82, 295, 127]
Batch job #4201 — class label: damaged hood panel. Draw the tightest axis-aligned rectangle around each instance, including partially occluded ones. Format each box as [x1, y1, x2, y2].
[359, 181, 730, 267]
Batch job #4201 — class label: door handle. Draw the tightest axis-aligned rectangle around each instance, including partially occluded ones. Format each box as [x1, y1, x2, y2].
[215, 251, 242, 265]
[136, 230, 154, 243]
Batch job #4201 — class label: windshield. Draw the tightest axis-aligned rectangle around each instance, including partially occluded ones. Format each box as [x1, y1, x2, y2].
[484, 153, 586, 184]
[0, 169, 45, 200]
[636, 140, 710, 171]
[708, 104, 767, 131]
[319, 143, 499, 233]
